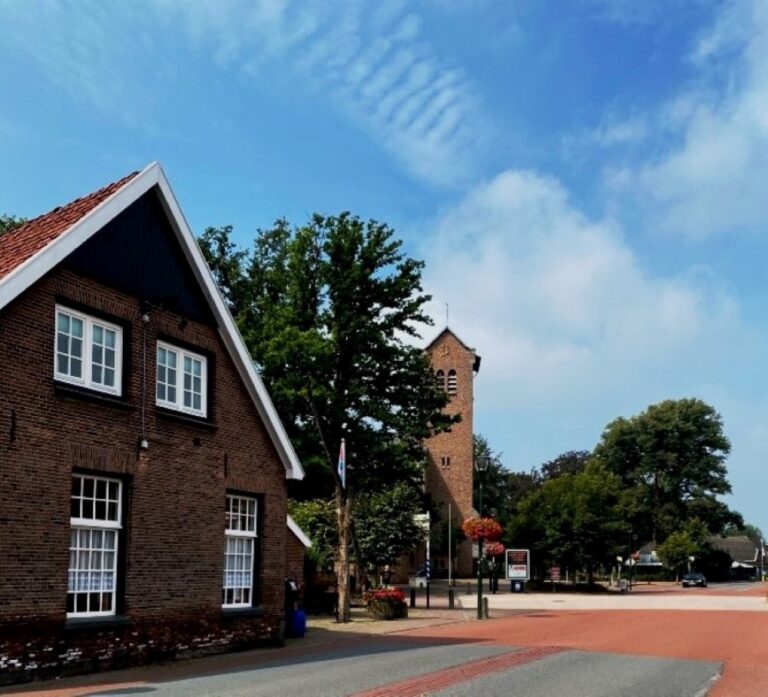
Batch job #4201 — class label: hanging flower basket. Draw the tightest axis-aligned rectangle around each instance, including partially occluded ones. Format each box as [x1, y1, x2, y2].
[484, 541, 506, 557]
[462, 517, 503, 542]
[363, 588, 408, 620]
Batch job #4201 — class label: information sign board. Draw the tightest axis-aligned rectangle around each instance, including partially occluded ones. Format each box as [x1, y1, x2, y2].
[505, 549, 530, 581]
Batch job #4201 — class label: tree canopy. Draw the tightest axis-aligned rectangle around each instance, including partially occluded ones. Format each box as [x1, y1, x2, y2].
[289, 482, 423, 573]
[200, 214, 456, 497]
[592, 398, 738, 543]
[541, 450, 590, 480]
[502, 398, 743, 580]
[511, 462, 625, 582]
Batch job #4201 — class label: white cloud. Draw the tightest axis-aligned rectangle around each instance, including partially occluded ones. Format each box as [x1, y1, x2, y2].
[420, 168, 768, 532]
[607, 0, 768, 238]
[564, 113, 649, 155]
[0, 0, 487, 187]
[421, 169, 740, 406]
[0, 0, 153, 123]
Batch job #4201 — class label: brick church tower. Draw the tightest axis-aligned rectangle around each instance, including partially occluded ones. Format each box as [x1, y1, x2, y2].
[424, 327, 481, 577]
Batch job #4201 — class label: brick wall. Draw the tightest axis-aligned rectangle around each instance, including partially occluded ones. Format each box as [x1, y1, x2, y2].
[424, 331, 476, 576]
[0, 267, 290, 683]
[285, 532, 306, 587]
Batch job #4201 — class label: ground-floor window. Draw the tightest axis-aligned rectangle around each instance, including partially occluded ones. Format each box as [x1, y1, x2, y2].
[223, 493, 258, 607]
[67, 473, 122, 617]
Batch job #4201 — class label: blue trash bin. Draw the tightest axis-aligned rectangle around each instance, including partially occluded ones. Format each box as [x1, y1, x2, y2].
[289, 608, 306, 638]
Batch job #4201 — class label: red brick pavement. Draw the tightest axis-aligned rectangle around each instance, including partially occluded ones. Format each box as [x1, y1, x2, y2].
[404, 608, 768, 696]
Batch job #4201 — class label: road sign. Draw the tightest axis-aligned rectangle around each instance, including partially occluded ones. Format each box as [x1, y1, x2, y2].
[550, 566, 561, 582]
[505, 549, 530, 581]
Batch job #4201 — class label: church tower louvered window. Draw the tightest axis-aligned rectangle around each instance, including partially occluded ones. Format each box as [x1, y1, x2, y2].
[447, 369, 457, 395]
[435, 369, 445, 391]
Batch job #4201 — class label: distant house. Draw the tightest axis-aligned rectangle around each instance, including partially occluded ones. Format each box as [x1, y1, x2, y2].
[709, 535, 763, 579]
[0, 163, 307, 683]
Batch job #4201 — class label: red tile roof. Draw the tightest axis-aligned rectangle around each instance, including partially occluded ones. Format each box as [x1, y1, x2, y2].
[0, 171, 139, 282]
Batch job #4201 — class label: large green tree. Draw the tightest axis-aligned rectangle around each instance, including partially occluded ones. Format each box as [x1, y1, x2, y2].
[473, 435, 543, 533]
[511, 462, 625, 583]
[473, 434, 507, 518]
[592, 398, 738, 544]
[201, 216, 454, 495]
[200, 214, 455, 620]
[541, 450, 590, 480]
[289, 483, 423, 577]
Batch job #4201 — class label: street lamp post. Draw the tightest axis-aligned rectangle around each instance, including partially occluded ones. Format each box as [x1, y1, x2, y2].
[627, 528, 637, 589]
[475, 455, 489, 620]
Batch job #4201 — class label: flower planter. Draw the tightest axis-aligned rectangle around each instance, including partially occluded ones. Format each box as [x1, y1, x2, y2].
[364, 588, 408, 620]
[367, 601, 408, 620]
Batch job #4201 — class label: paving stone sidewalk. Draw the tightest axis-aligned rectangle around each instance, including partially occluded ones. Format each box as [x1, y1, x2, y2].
[295, 602, 472, 648]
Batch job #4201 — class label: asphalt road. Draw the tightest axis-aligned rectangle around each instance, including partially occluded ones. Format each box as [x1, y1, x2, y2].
[6, 583, 764, 697]
[29, 639, 719, 697]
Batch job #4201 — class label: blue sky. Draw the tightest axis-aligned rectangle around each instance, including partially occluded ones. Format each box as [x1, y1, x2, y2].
[2, 0, 767, 536]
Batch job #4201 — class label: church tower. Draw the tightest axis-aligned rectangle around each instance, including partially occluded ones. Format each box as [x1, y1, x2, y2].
[424, 328, 481, 577]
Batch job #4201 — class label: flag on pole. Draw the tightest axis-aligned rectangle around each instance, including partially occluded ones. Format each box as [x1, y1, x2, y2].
[337, 438, 346, 489]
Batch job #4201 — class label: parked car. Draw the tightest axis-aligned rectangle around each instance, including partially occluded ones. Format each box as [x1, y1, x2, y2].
[682, 572, 707, 588]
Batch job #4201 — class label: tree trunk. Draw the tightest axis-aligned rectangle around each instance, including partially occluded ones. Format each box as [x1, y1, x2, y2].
[335, 488, 352, 622]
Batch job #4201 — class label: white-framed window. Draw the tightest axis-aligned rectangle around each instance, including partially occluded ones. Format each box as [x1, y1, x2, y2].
[55, 306, 123, 396]
[223, 494, 258, 608]
[68, 474, 122, 618]
[156, 342, 207, 417]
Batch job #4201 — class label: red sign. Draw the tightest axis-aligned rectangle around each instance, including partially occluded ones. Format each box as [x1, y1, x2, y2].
[550, 566, 561, 581]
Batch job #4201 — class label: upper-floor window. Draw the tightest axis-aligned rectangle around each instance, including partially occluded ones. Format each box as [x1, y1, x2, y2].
[447, 369, 458, 395]
[435, 369, 445, 391]
[156, 341, 207, 417]
[55, 306, 123, 396]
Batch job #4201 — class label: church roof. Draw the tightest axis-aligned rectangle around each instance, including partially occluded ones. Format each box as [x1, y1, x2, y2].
[424, 326, 481, 372]
[424, 326, 475, 353]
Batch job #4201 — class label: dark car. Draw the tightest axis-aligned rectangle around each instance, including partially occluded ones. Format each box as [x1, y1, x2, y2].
[682, 572, 707, 588]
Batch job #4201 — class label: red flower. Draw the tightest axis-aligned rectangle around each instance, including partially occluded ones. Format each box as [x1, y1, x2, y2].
[462, 517, 503, 541]
[485, 541, 506, 557]
[364, 588, 405, 605]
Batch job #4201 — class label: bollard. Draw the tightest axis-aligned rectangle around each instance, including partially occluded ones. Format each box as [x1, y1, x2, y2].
[410, 587, 416, 608]
[448, 588, 455, 609]
[482, 596, 489, 619]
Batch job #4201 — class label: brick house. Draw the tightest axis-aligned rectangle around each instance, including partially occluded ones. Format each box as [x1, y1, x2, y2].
[423, 327, 481, 577]
[0, 162, 307, 683]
